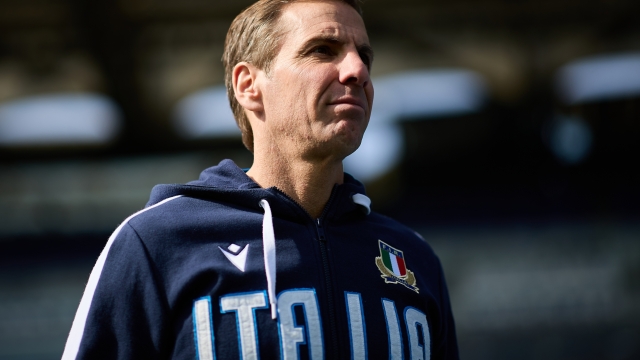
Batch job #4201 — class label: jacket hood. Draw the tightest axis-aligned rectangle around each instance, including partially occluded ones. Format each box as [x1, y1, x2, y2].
[146, 159, 371, 221]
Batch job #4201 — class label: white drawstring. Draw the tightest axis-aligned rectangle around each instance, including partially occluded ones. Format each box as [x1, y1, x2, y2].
[259, 199, 277, 320]
[352, 193, 371, 215]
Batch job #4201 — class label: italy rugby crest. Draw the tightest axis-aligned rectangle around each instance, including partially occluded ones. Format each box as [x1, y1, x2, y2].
[375, 240, 419, 293]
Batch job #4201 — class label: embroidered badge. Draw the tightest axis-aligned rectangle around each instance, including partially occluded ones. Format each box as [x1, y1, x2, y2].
[375, 240, 419, 293]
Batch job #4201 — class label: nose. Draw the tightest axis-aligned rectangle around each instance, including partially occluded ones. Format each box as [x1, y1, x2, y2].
[338, 49, 370, 87]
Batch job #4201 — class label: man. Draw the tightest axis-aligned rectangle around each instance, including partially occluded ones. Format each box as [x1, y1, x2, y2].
[62, 0, 458, 359]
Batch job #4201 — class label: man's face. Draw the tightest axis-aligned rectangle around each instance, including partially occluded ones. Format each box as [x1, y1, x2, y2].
[258, 0, 374, 161]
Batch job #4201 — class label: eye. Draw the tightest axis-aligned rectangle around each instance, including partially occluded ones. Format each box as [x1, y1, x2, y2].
[359, 51, 372, 69]
[311, 45, 333, 55]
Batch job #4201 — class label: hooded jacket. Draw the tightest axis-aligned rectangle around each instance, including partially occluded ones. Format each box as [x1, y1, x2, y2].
[62, 159, 458, 360]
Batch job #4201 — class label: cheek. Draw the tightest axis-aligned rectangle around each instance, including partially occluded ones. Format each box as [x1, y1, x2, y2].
[366, 84, 374, 111]
[306, 66, 337, 93]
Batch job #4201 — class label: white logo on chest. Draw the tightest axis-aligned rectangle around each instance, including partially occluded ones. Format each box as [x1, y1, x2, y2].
[219, 244, 249, 272]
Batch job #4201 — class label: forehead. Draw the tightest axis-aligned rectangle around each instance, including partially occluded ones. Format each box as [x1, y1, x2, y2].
[277, 1, 369, 46]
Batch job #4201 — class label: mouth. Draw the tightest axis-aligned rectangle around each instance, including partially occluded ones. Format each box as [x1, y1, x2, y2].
[328, 97, 367, 112]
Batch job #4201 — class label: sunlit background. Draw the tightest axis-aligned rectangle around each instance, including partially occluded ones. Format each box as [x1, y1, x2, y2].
[1, 0, 640, 359]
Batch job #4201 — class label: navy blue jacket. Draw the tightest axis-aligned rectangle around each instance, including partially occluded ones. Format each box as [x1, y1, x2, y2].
[62, 159, 458, 359]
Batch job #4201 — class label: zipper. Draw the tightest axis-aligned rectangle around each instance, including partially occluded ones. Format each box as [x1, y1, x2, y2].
[274, 186, 341, 357]
[316, 217, 340, 358]
[316, 188, 340, 359]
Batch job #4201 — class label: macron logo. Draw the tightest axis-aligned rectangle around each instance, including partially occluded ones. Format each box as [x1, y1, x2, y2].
[219, 244, 249, 272]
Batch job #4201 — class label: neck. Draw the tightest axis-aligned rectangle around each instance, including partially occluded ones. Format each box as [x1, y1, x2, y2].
[247, 145, 344, 219]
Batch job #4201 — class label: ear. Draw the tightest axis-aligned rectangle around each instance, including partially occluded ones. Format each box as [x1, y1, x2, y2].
[232, 62, 264, 114]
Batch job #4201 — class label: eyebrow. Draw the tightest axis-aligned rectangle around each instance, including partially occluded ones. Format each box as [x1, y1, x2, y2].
[300, 34, 375, 62]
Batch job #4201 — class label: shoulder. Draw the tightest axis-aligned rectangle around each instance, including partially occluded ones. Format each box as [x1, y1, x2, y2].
[128, 195, 259, 232]
[116, 195, 262, 252]
[366, 211, 431, 245]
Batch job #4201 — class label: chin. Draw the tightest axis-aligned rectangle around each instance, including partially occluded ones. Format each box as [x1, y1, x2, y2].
[313, 117, 367, 157]
[333, 112, 368, 131]
[307, 132, 362, 161]
[332, 132, 365, 159]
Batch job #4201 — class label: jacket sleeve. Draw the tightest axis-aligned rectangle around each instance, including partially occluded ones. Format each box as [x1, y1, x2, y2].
[432, 257, 460, 360]
[62, 222, 170, 359]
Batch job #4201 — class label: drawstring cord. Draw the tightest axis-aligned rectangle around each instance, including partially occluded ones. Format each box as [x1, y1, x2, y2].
[259, 199, 277, 320]
[352, 193, 371, 215]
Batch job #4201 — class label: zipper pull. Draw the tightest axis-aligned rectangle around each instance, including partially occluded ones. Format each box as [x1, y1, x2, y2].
[316, 219, 327, 242]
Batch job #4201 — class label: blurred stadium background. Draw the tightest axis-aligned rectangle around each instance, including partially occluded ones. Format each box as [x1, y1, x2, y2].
[1, 0, 640, 359]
